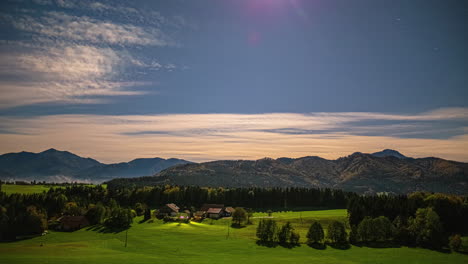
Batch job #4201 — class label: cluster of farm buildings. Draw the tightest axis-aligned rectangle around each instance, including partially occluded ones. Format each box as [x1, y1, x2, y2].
[157, 203, 236, 220]
[55, 203, 236, 231]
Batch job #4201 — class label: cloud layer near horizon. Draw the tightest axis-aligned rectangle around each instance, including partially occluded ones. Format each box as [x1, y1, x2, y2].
[0, 108, 467, 163]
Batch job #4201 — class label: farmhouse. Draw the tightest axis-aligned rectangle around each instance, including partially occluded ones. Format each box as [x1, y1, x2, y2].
[224, 207, 235, 217]
[57, 216, 90, 231]
[200, 204, 224, 211]
[206, 207, 224, 219]
[199, 204, 225, 219]
[158, 203, 180, 217]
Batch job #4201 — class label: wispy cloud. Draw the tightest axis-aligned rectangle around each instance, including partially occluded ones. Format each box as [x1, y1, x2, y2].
[0, 108, 467, 163]
[31, 0, 188, 29]
[0, 44, 145, 107]
[8, 11, 176, 46]
[0, 1, 186, 108]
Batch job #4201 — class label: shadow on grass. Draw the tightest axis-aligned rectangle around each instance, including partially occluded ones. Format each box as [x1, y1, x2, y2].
[230, 223, 247, 229]
[279, 242, 301, 249]
[256, 241, 301, 249]
[351, 241, 401, 249]
[85, 225, 102, 232]
[307, 243, 326, 250]
[256, 240, 278, 248]
[432, 248, 452, 254]
[85, 224, 129, 234]
[328, 243, 351, 250]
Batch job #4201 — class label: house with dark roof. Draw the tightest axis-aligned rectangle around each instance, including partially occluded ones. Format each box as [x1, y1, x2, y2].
[206, 207, 224, 219]
[57, 216, 90, 231]
[198, 204, 226, 219]
[200, 204, 224, 212]
[157, 203, 180, 217]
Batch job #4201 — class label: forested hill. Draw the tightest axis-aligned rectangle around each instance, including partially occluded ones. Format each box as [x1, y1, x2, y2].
[107, 151, 468, 194]
[0, 149, 192, 182]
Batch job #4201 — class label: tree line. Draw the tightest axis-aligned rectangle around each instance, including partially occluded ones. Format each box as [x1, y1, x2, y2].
[106, 185, 353, 209]
[256, 219, 347, 248]
[347, 192, 468, 249]
[0, 185, 351, 240]
[1, 183, 467, 251]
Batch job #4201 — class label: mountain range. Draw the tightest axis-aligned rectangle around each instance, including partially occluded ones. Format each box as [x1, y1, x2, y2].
[0, 149, 191, 182]
[1, 148, 467, 194]
[107, 150, 468, 194]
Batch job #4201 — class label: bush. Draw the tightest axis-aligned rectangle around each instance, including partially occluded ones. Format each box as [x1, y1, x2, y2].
[143, 208, 151, 221]
[134, 203, 147, 216]
[163, 216, 174, 223]
[449, 234, 462, 252]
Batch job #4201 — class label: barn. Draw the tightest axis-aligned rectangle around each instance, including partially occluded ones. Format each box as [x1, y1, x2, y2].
[157, 203, 180, 217]
[206, 207, 224, 219]
[57, 216, 90, 231]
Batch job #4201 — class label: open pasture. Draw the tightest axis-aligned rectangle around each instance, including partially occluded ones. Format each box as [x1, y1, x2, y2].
[1, 209, 467, 264]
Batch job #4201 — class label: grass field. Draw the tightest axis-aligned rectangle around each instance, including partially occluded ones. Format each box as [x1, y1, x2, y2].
[1, 184, 54, 194]
[1, 209, 467, 264]
[1, 184, 105, 195]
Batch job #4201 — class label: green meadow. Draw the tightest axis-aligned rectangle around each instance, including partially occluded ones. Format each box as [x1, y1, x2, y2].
[1, 184, 105, 195]
[1, 184, 54, 194]
[1, 209, 467, 264]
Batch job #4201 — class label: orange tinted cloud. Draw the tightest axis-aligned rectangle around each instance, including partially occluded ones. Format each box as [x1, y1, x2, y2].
[0, 109, 467, 163]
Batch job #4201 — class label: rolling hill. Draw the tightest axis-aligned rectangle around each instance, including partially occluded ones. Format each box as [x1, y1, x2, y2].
[0, 149, 192, 182]
[107, 150, 468, 194]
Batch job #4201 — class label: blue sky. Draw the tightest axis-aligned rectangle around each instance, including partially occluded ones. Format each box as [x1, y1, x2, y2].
[0, 0, 467, 162]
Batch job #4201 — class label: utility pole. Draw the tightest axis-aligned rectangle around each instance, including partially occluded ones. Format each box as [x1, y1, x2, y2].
[125, 229, 128, 248]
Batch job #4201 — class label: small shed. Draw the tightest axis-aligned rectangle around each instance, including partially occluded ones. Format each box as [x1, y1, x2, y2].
[192, 211, 204, 221]
[224, 207, 235, 217]
[58, 216, 90, 231]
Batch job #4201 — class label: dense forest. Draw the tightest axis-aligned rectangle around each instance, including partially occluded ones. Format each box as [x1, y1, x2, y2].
[1, 183, 467, 250]
[347, 192, 468, 249]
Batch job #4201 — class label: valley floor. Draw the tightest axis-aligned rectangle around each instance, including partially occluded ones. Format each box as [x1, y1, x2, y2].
[1, 209, 467, 264]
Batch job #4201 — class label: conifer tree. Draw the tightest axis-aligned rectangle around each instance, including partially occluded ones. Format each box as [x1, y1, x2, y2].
[306, 221, 324, 244]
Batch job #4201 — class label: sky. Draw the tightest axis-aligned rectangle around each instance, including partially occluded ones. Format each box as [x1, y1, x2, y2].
[0, 0, 467, 163]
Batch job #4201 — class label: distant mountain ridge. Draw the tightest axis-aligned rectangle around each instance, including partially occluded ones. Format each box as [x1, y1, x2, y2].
[78, 157, 193, 179]
[107, 150, 468, 194]
[0, 149, 192, 182]
[371, 149, 407, 159]
[2, 148, 467, 194]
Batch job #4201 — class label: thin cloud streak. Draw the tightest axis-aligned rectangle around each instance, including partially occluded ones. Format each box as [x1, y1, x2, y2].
[0, 109, 467, 163]
[7, 11, 176, 46]
[0, 45, 146, 108]
[0, 2, 186, 108]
